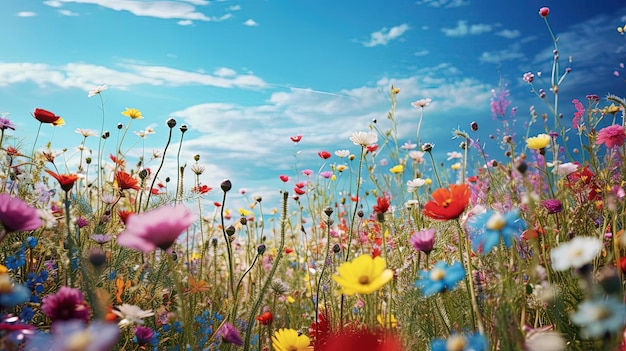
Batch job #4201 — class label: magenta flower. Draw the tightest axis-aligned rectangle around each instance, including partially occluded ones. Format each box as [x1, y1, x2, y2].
[0, 194, 43, 237]
[595, 124, 626, 148]
[541, 199, 563, 214]
[134, 325, 154, 346]
[41, 286, 91, 323]
[116, 204, 196, 253]
[539, 7, 549, 17]
[0, 117, 15, 131]
[219, 321, 243, 346]
[409, 228, 436, 255]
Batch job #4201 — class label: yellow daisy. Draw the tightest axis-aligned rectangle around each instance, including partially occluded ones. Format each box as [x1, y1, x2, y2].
[121, 107, 143, 119]
[389, 164, 404, 174]
[526, 133, 550, 150]
[332, 254, 393, 295]
[272, 328, 313, 351]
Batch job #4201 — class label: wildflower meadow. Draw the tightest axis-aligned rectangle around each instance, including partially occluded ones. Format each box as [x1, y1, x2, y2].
[2, 6, 626, 351]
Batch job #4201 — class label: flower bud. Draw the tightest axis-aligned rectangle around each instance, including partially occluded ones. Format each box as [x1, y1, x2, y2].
[470, 121, 478, 131]
[117, 123, 123, 130]
[88, 248, 107, 269]
[225, 225, 236, 236]
[257, 244, 266, 255]
[240, 217, 247, 225]
[180, 124, 188, 133]
[221, 179, 232, 192]
[422, 143, 433, 152]
[332, 244, 341, 253]
[102, 131, 110, 139]
[139, 169, 148, 180]
[194, 154, 200, 161]
[167, 118, 177, 128]
[254, 195, 262, 203]
[211, 237, 218, 247]
[324, 206, 333, 216]
[357, 210, 364, 218]
[85, 157, 92, 165]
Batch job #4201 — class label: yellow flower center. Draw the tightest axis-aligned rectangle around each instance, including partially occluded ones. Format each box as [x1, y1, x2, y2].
[486, 212, 506, 231]
[446, 335, 467, 351]
[442, 198, 452, 208]
[429, 268, 446, 281]
[592, 306, 612, 320]
[359, 275, 371, 285]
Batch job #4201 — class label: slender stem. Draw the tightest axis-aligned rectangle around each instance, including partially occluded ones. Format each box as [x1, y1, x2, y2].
[144, 126, 174, 211]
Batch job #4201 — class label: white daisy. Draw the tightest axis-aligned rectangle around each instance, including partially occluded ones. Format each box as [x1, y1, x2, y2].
[550, 237, 602, 271]
[113, 304, 154, 327]
[349, 131, 378, 147]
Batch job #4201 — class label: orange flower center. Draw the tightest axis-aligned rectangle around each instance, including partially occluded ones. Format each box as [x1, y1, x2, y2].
[359, 275, 371, 285]
[442, 198, 452, 208]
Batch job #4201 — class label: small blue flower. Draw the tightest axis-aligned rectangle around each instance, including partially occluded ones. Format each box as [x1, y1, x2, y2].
[0, 282, 31, 308]
[466, 209, 526, 255]
[431, 332, 488, 351]
[570, 296, 626, 338]
[415, 261, 465, 297]
[26, 236, 38, 248]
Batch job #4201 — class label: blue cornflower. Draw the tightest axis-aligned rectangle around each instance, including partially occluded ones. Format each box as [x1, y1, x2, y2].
[466, 209, 526, 255]
[415, 261, 465, 297]
[26, 236, 38, 248]
[570, 296, 626, 338]
[5, 246, 26, 270]
[431, 332, 488, 351]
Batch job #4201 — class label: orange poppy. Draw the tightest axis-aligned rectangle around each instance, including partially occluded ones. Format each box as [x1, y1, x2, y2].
[45, 170, 79, 193]
[115, 171, 140, 191]
[33, 108, 61, 124]
[423, 184, 470, 220]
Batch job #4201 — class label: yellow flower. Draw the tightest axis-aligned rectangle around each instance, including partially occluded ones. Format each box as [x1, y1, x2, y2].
[389, 164, 404, 174]
[238, 208, 252, 216]
[331, 174, 337, 181]
[332, 254, 393, 295]
[425, 178, 433, 185]
[526, 134, 550, 150]
[121, 107, 143, 119]
[52, 117, 65, 126]
[377, 313, 398, 328]
[286, 295, 295, 303]
[451, 162, 461, 170]
[336, 164, 348, 172]
[272, 328, 313, 351]
[602, 103, 620, 114]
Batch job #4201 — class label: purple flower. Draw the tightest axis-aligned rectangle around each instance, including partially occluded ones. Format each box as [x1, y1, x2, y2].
[90, 234, 112, 245]
[134, 325, 154, 346]
[409, 228, 436, 255]
[116, 204, 196, 253]
[41, 286, 91, 323]
[0, 194, 43, 236]
[0, 117, 15, 131]
[219, 322, 243, 346]
[76, 217, 89, 228]
[541, 199, 563, 214]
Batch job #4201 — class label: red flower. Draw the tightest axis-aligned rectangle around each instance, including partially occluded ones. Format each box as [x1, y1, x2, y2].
[423, 184, 470, 220]
[213, 201, 222, 207]
[319, 327, 404, 351]
[45, 170, 79, 193]
[294, 187, 306, 195]
[295, 181, 306, 189]
[619, 257, 626, 273]
[192, 185, 212, 194]
[318, 151, 331, 159]
[366, 144, 378, 153]
[290, 135, 302, 143]
[279, 175, 290, 182]
[117, 210, 135, 224]
[310, 312, 330, 350]
[538, 7, 549, 17]
[373, 196, 390, 214]
[33, 108, 61, 124]
[116, 171, 140, 190]
[284, 247, 294, 254]
[255, 311, 273, 325]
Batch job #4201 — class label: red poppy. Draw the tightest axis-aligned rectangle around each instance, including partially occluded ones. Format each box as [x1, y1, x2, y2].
[4, 146, 24, 157]
[192, 185, 212, 194]
[318, 151, 331, 159]
[279, 175, 290, 182]
[423, 184, 470, 220]
[213, 201, 222, 207]
[366, 144, 378, 153]
[116, 171, 140, 190]
[33, 108, 61, 124]
[295, 181, 306, 189]
[467, 175, 479, 183]
[109, 154, 125, 167]
[255, 311, 273, 325]
[319, 327, 403, 351]
[294, 187, 306, 195]
[151, 188, 160, 195]
[284, 247, 294, 254]
[310, 312, 330, 350]
[373, 196, 391, 214]
[45, 170, 79, 193]
[290, 135, 302, 143]
[117, 210, 135, 224]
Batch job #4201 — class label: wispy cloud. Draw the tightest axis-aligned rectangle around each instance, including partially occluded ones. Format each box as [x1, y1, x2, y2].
[59, 9, 79, 16]
[0, 62, 267, 91]
[229, 5, 241, 11]
[17, 11, 37, 17]
[363, 24, 410, 47]
[442, 20, 492, 37]
[44, 0, 212, 22]
[414, 49, 429, 56]
[416, 0, 470, 8]
[244, 19, 258, 26]
[496, 29, 521, 39]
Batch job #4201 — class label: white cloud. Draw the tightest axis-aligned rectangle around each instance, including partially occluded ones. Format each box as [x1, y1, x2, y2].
[59, 9, 79, 16]
[479, 49, 524, 64]
[363, 24, 410, 47]
[17, 11, 37, 17]
[45, 0, 212, 21]
[211, 13, 232, 22]
[0, 62, 267, 91]
[414, 49, 429, 56]
[229, 5, 241, 11]
[496, 29, 521, 39]
[214, 67, 237, 77]
[416, 0, 470, 8]
[244, 19, 258, 26]
[442, 20, 492, 37]
[178, 19, 193, 26]
[43, 0, 63, 7]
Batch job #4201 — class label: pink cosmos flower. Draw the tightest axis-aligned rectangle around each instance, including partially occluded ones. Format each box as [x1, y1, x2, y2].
[41, 286, 91, 323]
[117, 205, 196, 253]
[409, 228, 436, 255]
[0, 194, 43, 236]
[595, 124, 626, 148]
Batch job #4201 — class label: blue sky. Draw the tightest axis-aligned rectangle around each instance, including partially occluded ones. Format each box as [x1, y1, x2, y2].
[2, 0, 626, 211]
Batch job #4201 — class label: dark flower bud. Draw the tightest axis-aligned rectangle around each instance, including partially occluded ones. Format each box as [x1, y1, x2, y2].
[139, 169, 148, 179]
[332, 244, 341, 253]
[167, 118, 177, 128]
[422, 143, 433, 152]
[102, 131, 110, 139]
[257, 244, 266, 255]
[324, 206, 333, 216]
[88, 248, 107, 269]
[254, 195, 262, 203]
[503, 135, 512, 143]
[180, 124, 188, 133]
[357, 210, 364, 218]
[459, 142, 466, 150]
[171, 251, 178, 261]
[372, 118, 377, 124]
[505, 150, 512, 157]
[117, 123, 123, 130]
[470, 121, 478, 131]
[225, 225, 236, 236]
[165, 177, 171, 183]
[516, 161, 528, 174]
[85, 157, 92, 164]
[211, 237, 218, 247]
[221, 179, 232, 192]
[240, 217, 247, 225]
[194, 154, 200, 161]
[348, 154, 355, 161]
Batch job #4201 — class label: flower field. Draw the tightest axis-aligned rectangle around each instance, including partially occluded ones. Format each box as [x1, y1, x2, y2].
[1, 6, 626, 351]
